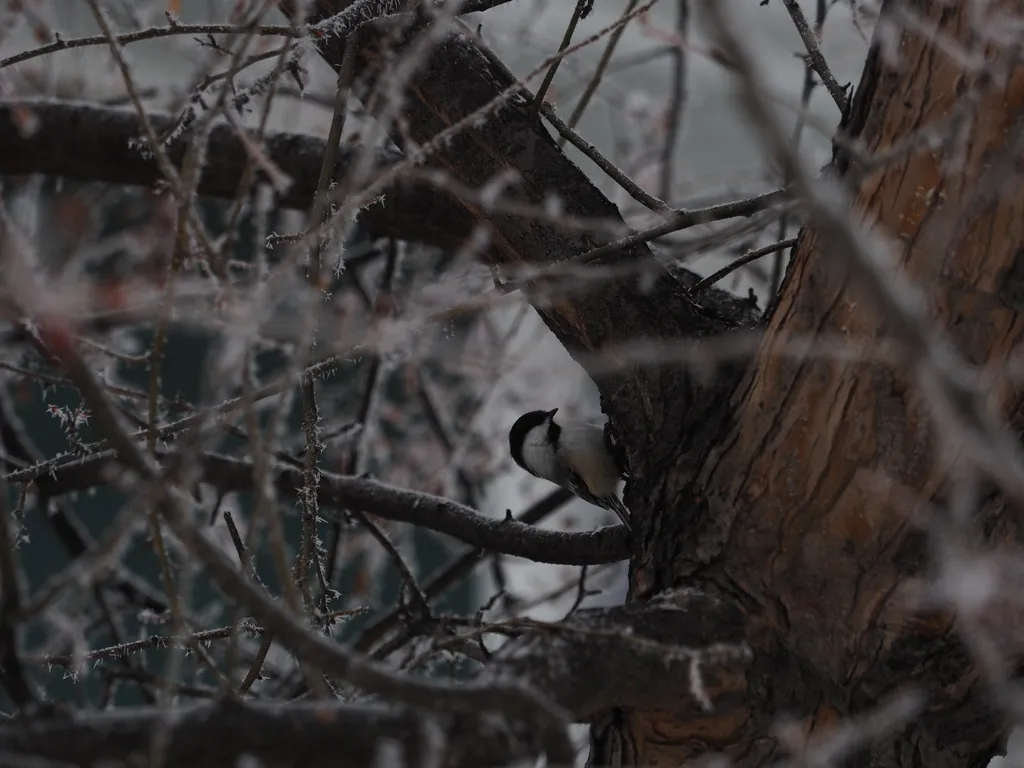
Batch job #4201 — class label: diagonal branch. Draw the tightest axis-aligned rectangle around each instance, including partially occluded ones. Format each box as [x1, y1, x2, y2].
[779, 0, 848, 113]
[277, 0, 755, 541]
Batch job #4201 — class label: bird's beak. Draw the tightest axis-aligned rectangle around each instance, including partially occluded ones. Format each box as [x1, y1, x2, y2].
[547, 408, 558, 420]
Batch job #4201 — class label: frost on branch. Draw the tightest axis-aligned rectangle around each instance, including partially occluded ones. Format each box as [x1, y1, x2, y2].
[483, 588, 751, 722]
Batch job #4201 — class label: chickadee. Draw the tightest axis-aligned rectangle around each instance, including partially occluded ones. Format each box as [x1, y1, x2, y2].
[508, 408, 632, 529]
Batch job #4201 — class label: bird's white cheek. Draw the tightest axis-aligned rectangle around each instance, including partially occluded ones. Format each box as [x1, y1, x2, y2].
[521, 443, 559, 483]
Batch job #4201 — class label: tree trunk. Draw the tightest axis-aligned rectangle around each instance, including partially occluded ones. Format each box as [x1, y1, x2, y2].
[615, 1, 1024, 765]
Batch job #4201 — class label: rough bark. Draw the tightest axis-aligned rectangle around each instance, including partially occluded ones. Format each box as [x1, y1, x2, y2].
[613, 1, 1024, 766]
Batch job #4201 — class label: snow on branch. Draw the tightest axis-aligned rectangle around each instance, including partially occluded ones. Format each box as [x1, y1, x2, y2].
[484, 587, 751, 721]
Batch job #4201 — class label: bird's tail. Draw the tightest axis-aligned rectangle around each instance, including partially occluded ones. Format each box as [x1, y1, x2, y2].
[605, 496, 632, 530]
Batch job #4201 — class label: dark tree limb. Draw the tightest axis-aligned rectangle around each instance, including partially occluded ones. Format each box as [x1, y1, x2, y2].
[0, 591, 753, 767]
[353, 487, 576, 654]
[206, 453, 627, 566]
[0, 98, 469, 252]
[484, 587, 750, 721]
[0, 698, 536, 768]
[18, 449, 630, 565]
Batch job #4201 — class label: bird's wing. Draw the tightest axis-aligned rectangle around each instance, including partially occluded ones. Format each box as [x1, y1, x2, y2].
[566, 470, 632, 530]
[565, 469, 603, 506]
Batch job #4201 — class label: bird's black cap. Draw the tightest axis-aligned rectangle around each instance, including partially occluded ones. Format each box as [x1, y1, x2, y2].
[509, 408, 558, 470]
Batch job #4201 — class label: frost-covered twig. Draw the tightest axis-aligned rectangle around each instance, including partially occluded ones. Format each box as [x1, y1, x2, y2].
[0, 22, 295, 71]
[30, 621, 264, 670]
[779, 0, 849, 112]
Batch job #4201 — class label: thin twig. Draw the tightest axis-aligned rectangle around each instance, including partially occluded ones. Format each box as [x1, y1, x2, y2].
[222, 510, 276, 696]
[692, 238, 798, 294]
[237, 633, 275, 695]
[579, 187, 789, 264]
[562, 0, 642, 138]
[417, 371, 479, 506]
[351, 511, 431, 619]
[608, 44, 674, 75]
[565, 566, 591, 616]
[325, 239, 400, 584]
[532, 0, 590, 110]
[0, 22, 296, 70]
[0, 474, 35, 709]
[779, 0, 848, 112]
[546, 106, 670, 214]
[296, 32, 359, 616]
[30, 623, 263, 669]
[659, 0, 689, 200]
[771, 0, 826, 296]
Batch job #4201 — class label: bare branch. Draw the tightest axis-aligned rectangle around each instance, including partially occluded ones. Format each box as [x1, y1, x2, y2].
[779, 0, 849, 112]
[0, 698, 539, 768]
[484, 587, 750, 721]
[0, 23, 296, 71]
[22, 449, 630, 566]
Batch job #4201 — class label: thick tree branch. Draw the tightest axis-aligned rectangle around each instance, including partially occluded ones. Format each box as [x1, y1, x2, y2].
[485, 587, 750, 721]
[18, 449, 630, 565]
[0, 590, 749, 766]
[0, 98, 467, 248]
[0, 698, 536, 768]
[202, 452, 629, 566]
